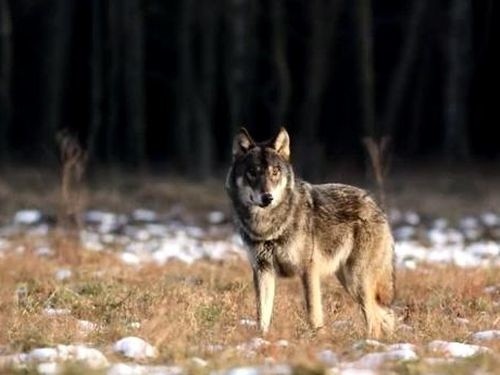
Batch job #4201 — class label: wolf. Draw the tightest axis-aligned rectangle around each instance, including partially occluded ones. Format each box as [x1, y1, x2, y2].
[225, 127, 395, 338]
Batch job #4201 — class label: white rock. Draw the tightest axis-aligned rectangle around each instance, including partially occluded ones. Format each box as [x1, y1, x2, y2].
[428, 340, 491, 358]
[471, 330, 500, 342]
[113, 337, 158, 360]
[14, 210, 42, 225]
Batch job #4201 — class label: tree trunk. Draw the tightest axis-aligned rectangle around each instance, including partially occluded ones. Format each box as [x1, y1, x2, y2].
[382, 0, 428, 136]
[271, 0, 291, 128]
[88, 0, 103, 163]
[0, 0, 12, 162]
[225, 0, 257, 139]
[123, 0, 146, 166]
[444, 0, 472, 161]
[355, 0, 376, 138]
[43, 0, 74, 153]
[193, 0, 218, 179]
[106, 0, 121, 165]
[297, 0, 342, 179]
[176, 0, 194, 170]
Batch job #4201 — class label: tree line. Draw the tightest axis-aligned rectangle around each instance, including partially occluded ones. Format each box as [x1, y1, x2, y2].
[0, 0, 497, 178]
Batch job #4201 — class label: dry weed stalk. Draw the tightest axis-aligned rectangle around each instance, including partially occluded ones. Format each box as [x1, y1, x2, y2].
[362, 136, 391, 210]
[55, 130, 87, 263]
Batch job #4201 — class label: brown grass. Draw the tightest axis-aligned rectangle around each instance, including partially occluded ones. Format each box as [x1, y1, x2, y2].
[0, 238, 498, 372]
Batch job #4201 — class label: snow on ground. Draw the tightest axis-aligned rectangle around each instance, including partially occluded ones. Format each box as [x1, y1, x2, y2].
[0, 208, 499, 373]
[0, 208, 499, 269]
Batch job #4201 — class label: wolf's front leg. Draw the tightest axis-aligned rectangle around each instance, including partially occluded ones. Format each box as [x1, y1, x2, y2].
[253, 269, 276, 334]
[302, 265, 324, 329]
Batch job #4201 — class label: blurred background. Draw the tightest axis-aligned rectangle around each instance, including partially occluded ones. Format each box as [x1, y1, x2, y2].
[0, 0, 498, 181]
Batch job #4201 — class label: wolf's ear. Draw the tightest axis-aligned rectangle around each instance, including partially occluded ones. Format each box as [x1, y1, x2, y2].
[232, 127, 255, 159]
[272, 127, 290, 160]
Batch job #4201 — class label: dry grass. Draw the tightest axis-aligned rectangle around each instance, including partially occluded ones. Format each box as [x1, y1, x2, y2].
[0, 238, 498, 373]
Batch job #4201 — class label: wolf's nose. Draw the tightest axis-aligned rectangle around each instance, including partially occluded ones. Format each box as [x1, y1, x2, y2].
[261, 193, 273, 207]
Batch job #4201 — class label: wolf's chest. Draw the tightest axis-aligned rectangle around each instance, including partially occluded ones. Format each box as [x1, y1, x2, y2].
[259, 237, 306, 277]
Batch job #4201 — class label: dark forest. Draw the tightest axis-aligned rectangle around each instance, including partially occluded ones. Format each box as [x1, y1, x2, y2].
[0, 0, 499, 178]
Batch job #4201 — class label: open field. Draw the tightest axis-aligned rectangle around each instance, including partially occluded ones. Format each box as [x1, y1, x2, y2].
[0, 166, 499, 374]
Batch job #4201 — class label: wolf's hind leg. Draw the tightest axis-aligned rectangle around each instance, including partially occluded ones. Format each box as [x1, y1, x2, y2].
[302, 265, 324, 329]
[253, 269, 276, 334]
[337, 266, 394, 338]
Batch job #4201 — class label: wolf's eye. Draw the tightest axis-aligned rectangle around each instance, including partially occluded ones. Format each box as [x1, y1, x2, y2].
[246, 168, 256, 179]
[272, 166, 280, 176]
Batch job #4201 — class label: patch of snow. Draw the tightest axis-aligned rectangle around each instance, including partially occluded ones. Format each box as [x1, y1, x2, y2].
[275, 339, 289, 348]
[386, 343, 418, 352]
[113, 336, 157, 360]
[337, 370, 379, 375]
[14, 210, 42, 225]
[36, 362, 60, 375]
[481, 212, 499, 227]
[29, 348, 59, 363]
[236, 337, 270, 356]
[454, 317, 469, 325]
[120, 252, 142, 266]
[428, 340, 491, 358]
[80, 230, 104, 251]
[222, 365, 291, 375]
[466, 241, 500, 258]
[350, 349, 418, 368]
[54, 268, 72, 281]
[77, 319, 98, 333]
[35, 246, 53, 257]
[207, 211, 226, 224]
[190, 357, 208, 367]
[404, 211, 420, 226]
[352, 339, 386, 351]
[316, 349, 338, 366]
[394, 226, 416, 241]
[42, 308, 71, 316]
[239, 318, 257, 327]
[107, 363, 183, 375]
[471, 330, 500, 342]
[132, 209, 158, 223]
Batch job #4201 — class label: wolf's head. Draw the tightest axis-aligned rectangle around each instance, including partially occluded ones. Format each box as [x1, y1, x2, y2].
[226, 127, 294, 209]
